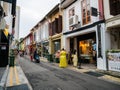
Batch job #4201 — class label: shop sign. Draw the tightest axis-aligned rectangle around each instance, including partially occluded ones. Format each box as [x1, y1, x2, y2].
[107, 52, 120, 72]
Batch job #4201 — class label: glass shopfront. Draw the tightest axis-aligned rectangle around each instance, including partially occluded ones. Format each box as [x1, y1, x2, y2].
[77, 32, 96, 64]
[53, 40, 61, 53]
[79, 39, 94, 63]
[107, 28, 120, 72]
[42, 42, 49, 57]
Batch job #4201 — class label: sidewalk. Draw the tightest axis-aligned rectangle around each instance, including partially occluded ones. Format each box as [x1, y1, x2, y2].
[0, 67, 6, 81]
[0, 66, 8, 90]
[6, 65, 32, 90]
[40, 56, 120, 85]
[0, 57, 32, 90]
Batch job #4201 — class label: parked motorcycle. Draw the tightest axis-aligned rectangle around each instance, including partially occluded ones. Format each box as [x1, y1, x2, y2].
[34, 54, 40, 63]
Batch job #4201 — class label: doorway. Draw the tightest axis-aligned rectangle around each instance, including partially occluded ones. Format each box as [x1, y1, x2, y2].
[77, 32, 97, 68]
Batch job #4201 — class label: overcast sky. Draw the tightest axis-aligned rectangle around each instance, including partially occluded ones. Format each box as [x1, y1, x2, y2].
[17, 0, 60, 38]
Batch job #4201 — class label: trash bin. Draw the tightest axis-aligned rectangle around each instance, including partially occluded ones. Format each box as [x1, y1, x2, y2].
[9, 55, 15, 67]
[47, 54, 53, 62]
[55, 58, 59, 63]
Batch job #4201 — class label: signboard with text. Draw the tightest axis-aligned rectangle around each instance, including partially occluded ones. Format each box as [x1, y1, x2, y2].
[107, 52, 120, 72]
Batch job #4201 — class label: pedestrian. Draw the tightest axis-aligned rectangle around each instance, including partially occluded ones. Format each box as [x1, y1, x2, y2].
[33, 49, 40, 63]
[72, 49, 78, 67]
[67, 50, 72, 64]
[30, 46, 33, 61]
[59, 48, 67, 68]
[92, 40, 97, 66]
[55, 50, 60, 63]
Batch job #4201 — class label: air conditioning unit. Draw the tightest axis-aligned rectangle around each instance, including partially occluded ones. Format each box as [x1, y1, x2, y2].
[69, 15, 78, 26]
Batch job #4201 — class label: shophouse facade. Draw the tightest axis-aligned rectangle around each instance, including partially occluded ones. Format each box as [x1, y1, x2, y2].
[24, 33, 31, 55]
[18, 32, 32, 56]
[37, 18, 49, 57]
[103, 0, 120, 72]
[24, 4, 62, 59]
[61, 0, 106, 70]
[46, 4, 63, 55]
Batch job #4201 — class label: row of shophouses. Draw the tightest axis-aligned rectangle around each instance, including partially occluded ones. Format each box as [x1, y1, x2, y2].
[0, 0, 19, 67]
[19, 0, 120, 72]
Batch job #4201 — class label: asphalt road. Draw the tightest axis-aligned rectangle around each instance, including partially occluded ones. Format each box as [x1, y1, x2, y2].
[17, 56, 120, 90]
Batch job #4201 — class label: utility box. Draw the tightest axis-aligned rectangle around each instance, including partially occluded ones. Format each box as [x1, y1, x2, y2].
[47, 54, 53, 62]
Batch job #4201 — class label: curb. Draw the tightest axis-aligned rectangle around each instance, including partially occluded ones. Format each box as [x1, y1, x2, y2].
[0, 65, 9, 90]
[96, 70, 120, 78]
[6, 66, 33, 90]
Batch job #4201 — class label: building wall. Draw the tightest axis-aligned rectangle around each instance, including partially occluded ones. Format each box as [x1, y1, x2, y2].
[63, 0, 81, 32]
[61, 0, 107, 70]
[103, 0, 120, 28]
[63, 0, 100, 33]
[41, 21, 49, 41]
[103, 0, 113, 20]
[48, 7, 62, 54]
[14, 6, 20, 40]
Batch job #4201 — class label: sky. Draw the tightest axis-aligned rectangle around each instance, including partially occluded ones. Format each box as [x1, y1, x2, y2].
[17, 0, 60, 39]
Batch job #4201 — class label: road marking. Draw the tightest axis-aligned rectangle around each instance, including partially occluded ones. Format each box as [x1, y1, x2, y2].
[14, 66, 20, 85]
[9, 67, 13, 86]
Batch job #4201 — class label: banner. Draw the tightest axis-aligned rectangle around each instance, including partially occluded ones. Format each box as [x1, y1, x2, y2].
[108, 52, 120, 72]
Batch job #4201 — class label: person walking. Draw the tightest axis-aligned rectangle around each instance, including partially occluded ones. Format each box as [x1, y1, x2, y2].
[67, 50, 72, 64]
[30, 46, 33, 61]
[72, 49, 78, 67]
[92, 41, 97, 66]
[33, 48, 40, 63]
[55, 50, 60, 63]
[59, 48, 67, 68]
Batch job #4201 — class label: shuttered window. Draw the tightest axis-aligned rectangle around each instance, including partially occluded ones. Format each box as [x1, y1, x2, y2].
[58, 15, 62, 33]
[49, 23, 52, 36]
[81, 0, 91, 25]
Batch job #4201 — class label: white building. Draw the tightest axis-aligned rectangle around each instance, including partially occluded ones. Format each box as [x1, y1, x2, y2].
[14, 6, 20, 40]
[61, 0, 106, 70]
[103, 0, 120, 72]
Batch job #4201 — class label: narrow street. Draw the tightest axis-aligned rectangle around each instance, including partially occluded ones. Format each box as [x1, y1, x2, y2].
[17, 56, 120, 90]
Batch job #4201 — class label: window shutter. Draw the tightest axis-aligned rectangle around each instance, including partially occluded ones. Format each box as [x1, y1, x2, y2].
[55, 18, 58, 33]
[52, 21, 56, 35]
[58, 16, 62, 33]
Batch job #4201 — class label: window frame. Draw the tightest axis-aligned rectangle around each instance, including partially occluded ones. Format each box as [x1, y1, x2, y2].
[81, 0, 91, 25]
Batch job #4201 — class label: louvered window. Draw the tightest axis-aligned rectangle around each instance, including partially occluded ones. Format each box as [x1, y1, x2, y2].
[81, 0, 91, 25]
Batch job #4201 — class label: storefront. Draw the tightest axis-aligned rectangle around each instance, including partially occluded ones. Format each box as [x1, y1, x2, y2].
[106, 27, 120, 72]
[42, 41, 49, 57]
[53, 40, 61, 53]
[63, 21, 106, 69]
[77, 32, 96, 65]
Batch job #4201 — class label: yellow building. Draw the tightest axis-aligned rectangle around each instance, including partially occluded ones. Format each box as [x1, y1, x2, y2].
[46, 4, 63, 55]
